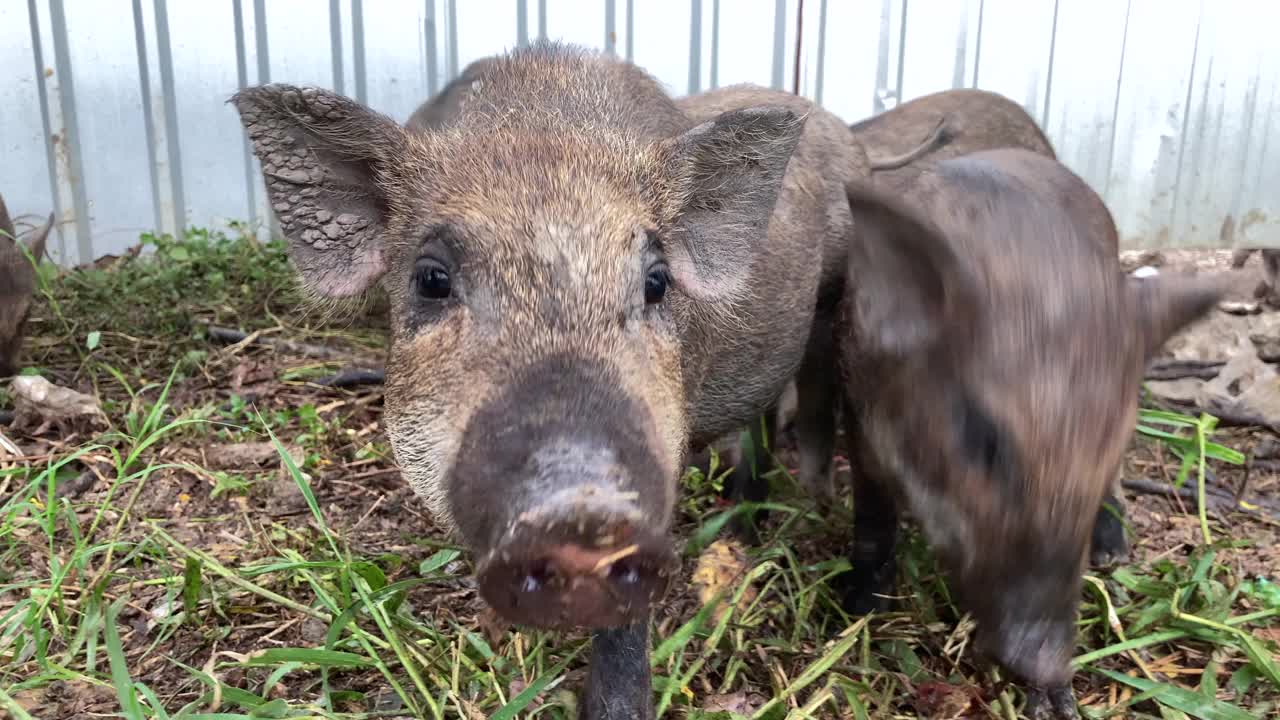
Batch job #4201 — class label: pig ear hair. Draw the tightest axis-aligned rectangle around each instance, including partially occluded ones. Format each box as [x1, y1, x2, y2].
[664, 106, 806, 301]
[844, 179, 980, 358]
[0, 193, 13, 242]
[1129, 270, 1240, 361]
[230, 84, 408, 299]
[24, 213, 53, 263]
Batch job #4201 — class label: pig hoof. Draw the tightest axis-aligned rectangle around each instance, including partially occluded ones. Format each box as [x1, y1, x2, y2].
[836, 557, 897, 616]
[727, 515, 763, 546]
[1023, 685, 1078, 720]
[1089, 506, 1129, 568]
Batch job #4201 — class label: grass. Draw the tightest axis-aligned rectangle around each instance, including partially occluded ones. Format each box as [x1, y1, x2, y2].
[0, 226, 1277, 719]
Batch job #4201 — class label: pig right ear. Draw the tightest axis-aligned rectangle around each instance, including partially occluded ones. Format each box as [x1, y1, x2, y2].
[844, 181, 980, 358]
[231, 85, 408, 298]
[663, 107, 806, 301]
[24, 213, 53, 263]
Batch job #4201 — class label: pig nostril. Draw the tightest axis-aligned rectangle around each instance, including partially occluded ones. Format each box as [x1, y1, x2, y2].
[521, 559, 556, 594]
[608, 558, 641, 586]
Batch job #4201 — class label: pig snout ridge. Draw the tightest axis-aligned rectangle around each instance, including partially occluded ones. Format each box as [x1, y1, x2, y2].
[476, 482, 678, 631]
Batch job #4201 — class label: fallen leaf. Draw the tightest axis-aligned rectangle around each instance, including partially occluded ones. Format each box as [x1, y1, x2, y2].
[702, 690, 765, 714]
[691, 538, 755, 624]
[912, 681, 981, 719]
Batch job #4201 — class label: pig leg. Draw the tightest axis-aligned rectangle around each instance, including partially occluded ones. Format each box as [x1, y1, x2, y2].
[791, 316, 841, 508]
[838, 418, 901, 615]
[723, 410, 777, 544]
[580, 623, 652, 720]
[1089, 483, 1129, 567]
[1262, 250, 1280, 306]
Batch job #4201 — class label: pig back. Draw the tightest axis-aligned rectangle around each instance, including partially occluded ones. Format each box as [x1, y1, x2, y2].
[852, 89, 1055, 194]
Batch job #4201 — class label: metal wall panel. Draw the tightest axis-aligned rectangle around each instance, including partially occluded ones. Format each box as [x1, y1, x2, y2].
[2, 0, 1277, 264]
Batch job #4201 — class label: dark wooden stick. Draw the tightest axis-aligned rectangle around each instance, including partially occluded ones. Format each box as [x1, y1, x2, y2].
[1121, 478, 1280, 521]
[312, 368, 386, 388]
[1143, 358, 1226, 381]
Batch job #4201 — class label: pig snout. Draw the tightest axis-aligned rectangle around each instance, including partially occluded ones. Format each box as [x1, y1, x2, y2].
[447, 357, 681, 631]
[476, 478, 677, 631]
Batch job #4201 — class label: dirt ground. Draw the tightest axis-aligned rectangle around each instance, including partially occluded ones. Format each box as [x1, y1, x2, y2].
[1, 236, 1278, 719]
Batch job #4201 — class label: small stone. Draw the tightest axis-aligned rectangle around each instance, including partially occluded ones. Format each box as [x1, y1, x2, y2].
[323, 223, 342, 239]
[1220, 300, 1262, 316]
[272, 202, 289, 213]
[1251, 333, 1280, 363]
[288, 194, 300, 203]
[315, 210, 332, 223]
[336, 213, 359, 225]
[314, 240, 329, 251]
[302, 229, 321, 243]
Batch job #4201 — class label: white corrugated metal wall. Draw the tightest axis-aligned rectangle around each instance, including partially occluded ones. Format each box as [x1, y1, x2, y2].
[2, 0, 1277, 266]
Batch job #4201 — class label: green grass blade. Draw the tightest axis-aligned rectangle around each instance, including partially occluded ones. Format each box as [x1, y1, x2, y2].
[1093, 668, 1255, 720]
[105, 597, 147, 720]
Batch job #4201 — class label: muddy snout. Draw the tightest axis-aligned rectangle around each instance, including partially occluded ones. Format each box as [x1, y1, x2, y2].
[477, 486, 678, 630]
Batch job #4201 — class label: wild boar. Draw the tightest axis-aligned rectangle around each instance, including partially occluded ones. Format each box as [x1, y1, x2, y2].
[846, 90, 1135, 567]
[231, 41, 866, 718]
[405, 57, 495, 133]
[1230, 247, 1280, 306]
[710, 89, 1062, 528]
[0, 193, 53, 377]
[837, 148, 1234, 718]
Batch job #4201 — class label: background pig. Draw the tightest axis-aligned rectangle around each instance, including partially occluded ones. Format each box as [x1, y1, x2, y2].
[1230, 247, 1280, 305]
[0, 193, 53, 377]
[837, 148, 1233, 718]
[704, 89, 1062, 528]
[405, 57, 494, 133]
[232, 41, 866, 718]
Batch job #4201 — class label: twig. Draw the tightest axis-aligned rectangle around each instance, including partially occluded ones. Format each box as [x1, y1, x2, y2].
[1143, 358, 1226, 381]
[1121, 478, 1280, 521]
[204, 324, 354, 361]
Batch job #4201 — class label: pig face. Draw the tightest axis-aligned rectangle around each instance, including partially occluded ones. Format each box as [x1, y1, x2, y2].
[0, 195, 52, 378]
[841, 149, 1231, 697]
[231, 45, 803, 630]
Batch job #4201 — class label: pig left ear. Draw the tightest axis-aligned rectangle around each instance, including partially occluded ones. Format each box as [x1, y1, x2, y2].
[24, 213, 53, 263]
[844, 180, 981, 358]
[663, 107, 806, 301]
[1129, 271, 1238, 361]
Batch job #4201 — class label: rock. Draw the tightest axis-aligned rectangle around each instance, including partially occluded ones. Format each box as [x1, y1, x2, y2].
[8, 376, 107, 434]
[1252, 332, 1280, 363]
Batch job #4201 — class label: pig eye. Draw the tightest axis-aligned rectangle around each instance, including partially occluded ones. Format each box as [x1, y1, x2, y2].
[645, 264, 670, 305]
[413, 260, 452, 300]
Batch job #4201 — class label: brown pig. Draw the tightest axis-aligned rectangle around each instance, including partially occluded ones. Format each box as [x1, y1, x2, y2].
[231, 41, 866, 718]
[0, 193, 53, 377]
[836, 148, 1235, 719]
[709, 89, 1062, 530]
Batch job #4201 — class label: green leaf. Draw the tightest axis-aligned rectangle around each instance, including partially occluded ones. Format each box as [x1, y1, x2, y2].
[182, 556, 203, 618]
[490, 643, 587, 720]
[105, 598, 147, 720]
[419, 548, 461, 576]
[242, 648, 374, 668]
[1092, 668, 1255, 720]
[86, 330, 101, 350]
